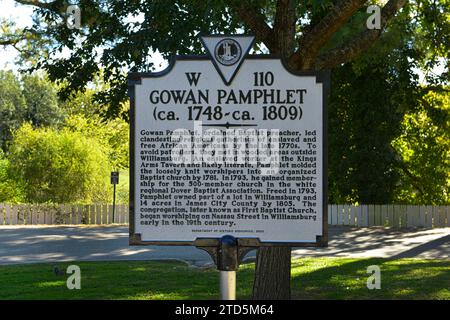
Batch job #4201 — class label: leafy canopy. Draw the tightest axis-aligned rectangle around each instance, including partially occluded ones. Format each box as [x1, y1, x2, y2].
[2, 0, 447, 117]
[0, 70, 65, 151]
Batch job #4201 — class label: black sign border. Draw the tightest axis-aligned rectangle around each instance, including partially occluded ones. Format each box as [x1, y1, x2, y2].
[128, 54, 329, 248]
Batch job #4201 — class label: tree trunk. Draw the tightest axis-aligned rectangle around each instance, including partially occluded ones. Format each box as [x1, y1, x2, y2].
[252, 246, 291, 299]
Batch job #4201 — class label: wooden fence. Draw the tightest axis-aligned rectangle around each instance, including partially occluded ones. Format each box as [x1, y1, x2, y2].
[327, 204, 450, 228]
[0, 203, 128, 225]
[0, 203, 449, 228]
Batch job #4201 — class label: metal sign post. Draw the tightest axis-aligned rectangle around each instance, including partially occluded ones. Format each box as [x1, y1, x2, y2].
[218, 236, 237, 300]
[110, 171, 119, 223]
[220, 271, 236, 300]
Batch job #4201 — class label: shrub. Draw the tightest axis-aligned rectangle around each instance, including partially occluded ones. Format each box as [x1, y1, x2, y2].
[0, 150, 24, 203]
[9, 124, 111, 204]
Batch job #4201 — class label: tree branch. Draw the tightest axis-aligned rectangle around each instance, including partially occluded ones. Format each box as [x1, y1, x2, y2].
[0, 37, 23, 46]
[14, 0, 53, 10]
[273, 0, 296, 58]
[14, 0, 67, 15]
[315, 0, 408, 70]
[290, 0, 367, 70]
[228, 1, 277, 53]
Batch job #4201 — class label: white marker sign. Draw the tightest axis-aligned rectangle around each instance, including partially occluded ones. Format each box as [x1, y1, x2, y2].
[129, 35, 328, 246]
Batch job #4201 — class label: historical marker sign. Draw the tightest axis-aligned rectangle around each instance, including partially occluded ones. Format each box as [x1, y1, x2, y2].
[129, 35, 328, 246]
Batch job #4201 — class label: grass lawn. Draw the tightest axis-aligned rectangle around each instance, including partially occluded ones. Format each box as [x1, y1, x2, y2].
[0, 258, 449, 300]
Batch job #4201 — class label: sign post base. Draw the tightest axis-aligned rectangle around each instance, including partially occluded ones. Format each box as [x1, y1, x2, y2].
[220, 271, 236, 300]
[195, 235, 259, 300]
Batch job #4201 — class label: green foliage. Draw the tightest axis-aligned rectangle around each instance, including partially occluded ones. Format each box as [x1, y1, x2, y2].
[0, 72, 129, 204]
[329, 51, 449, 205]
[410, 0, 450, 85]
[59, 87, 109, 118]
[57, 71, 123, 119]
[0, 0, 446, 206]
[0, 70, 26, 150]
[3, 0, 444, 118]
[392, 91, 450, 204]
[0, 75, 129, 204]
[329, 48, 420, 204]
[0, 71, 65, 151]
[8, 124, 111, 204]
[59, 89, 97, 117]
[23, 0, 242, 118]
[327, 3, 449, 205]
[0, 150, 24, 203]
[64, 114, 129, 170]
[116, 169, 129, 204]
[21, 73, 65, 128]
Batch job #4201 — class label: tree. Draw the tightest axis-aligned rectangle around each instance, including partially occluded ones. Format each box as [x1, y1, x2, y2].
[9, 124, 111, 204]
[21, 73, 65, 128]
[2, 1, 447, 110]
[3, 0, 448, 299]
[0, 70, 26, 151]
[328, 46, 420, 204]
[0, 71, 65, 152]
[392, 90, 450, 204]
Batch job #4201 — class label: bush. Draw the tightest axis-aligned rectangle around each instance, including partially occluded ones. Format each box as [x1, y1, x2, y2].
[64, 114, 129, 169]
[0, 150, 24, 203]
[9, 124, 111, 204]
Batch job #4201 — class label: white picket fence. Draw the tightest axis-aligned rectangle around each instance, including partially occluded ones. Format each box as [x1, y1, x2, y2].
[327, 204, 450, 228]
[0, 203, 129, 225]
[0, 203, 449, 228]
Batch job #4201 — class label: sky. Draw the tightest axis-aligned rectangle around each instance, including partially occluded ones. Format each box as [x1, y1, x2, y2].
[0, 0, 34, 69]
[0, 0, 168, 72]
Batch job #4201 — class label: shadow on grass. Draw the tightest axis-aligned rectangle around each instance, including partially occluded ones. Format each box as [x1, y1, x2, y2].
[291, 258, 450, 300]
[0, 260, 255, 300]
[1, 258, 449, 300]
